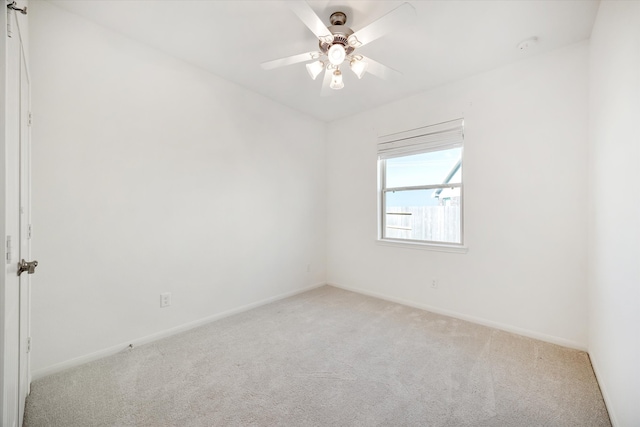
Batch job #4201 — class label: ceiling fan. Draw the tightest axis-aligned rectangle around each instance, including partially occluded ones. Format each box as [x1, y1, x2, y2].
[260, 2, 416, 95]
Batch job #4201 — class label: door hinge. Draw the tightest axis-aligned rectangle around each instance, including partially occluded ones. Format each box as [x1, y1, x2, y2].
[28, 224, 32, 239]
[27, 337, 31, 353]
[28, 111, 32, 126]
[5, 236, 11, 264]
[7, 9, 12, 38]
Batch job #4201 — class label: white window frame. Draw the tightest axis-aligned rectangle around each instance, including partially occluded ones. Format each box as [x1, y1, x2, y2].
[377, 118, 466, 251]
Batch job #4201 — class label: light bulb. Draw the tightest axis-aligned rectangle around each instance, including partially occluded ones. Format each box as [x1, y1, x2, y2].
[306, 60, 325, 80]
[328, 44, 346, 66]
[330, 69, 344, 90]
[350, 59, 368, 79]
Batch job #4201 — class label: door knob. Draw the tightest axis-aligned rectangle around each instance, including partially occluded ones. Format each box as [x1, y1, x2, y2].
[17, 259, 38, 276]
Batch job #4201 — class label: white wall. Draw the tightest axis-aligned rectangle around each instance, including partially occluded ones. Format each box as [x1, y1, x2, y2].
[29, 2, 326, 376]
[23, 3, 640, 423]
[327, 42, 589, 349]
[588, 2, 640, 426]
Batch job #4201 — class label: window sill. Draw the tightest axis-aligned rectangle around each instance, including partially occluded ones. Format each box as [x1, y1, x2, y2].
[376, 238, 468, 253]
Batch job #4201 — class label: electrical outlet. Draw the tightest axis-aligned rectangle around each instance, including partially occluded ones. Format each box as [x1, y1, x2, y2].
[160, 292, 171, 308]
[431, 279, 438, 289]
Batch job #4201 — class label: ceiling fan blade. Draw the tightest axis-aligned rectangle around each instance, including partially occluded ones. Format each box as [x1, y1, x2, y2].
[289, 1, 334, 44]
[348, 2, 416, 48]
[320, 67, 333, 97]
[260, 51, 320, 70]
[361, 56, 402, 80]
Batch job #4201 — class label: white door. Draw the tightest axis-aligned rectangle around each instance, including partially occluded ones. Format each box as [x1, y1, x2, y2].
[18, 18, 32, 425]
[2, 2, 32, 426]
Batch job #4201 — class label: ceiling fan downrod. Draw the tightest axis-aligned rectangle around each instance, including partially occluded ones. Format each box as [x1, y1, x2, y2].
[329, 11, 347, 26]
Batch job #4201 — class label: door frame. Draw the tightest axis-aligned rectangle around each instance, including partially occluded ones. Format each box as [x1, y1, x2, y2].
[0, 0, 9, 419]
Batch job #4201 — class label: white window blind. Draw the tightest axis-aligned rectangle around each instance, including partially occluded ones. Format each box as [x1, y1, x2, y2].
[378, 118, 464, 159]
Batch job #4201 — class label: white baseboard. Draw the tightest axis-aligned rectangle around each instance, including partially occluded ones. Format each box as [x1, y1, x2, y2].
[588, 353, 618, 426]
[32, 282, 326, 381]
[328, 282, 587, 351]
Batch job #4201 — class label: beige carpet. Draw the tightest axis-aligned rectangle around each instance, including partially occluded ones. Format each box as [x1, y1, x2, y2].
[24, 286, 610, 426]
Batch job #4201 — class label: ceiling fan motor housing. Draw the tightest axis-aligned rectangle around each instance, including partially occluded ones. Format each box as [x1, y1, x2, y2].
[319, 17, 355, 56]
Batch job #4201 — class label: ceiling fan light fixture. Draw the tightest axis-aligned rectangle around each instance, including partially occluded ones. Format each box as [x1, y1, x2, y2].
[328, 44, 346, 65]
[306, 60, 325, 80]
[350, 58, 368, 79]
[330, 69, 344, 90]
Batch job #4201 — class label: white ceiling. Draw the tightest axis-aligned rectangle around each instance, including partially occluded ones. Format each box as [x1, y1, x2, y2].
[48, 0, 600, 122]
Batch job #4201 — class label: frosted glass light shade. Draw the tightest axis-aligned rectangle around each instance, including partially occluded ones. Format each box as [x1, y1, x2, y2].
[350, 59, 368, 79]
[328, 44, 346, 65]
[306, 61, 325, 80]
[330, 69, 344, 90]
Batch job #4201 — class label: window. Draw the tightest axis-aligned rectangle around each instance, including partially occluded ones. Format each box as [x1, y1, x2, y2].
[378, 119, 464, 246]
